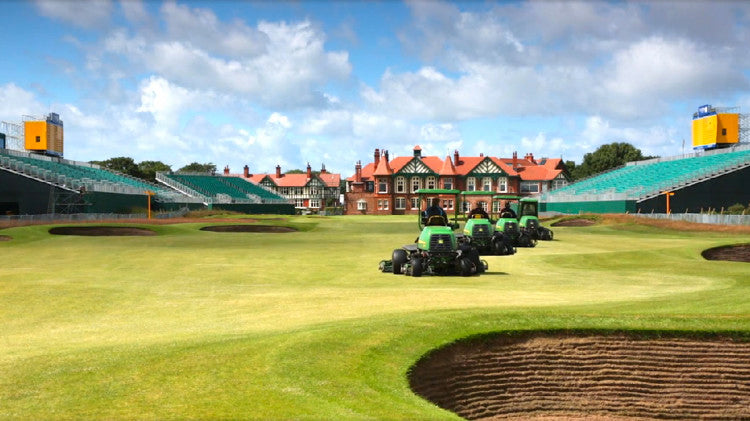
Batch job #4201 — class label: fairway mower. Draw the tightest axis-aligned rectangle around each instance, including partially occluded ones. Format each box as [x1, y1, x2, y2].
[493, 195, 553, 244]
[379, 189, 488, 277]
[461, 191, 515, 256]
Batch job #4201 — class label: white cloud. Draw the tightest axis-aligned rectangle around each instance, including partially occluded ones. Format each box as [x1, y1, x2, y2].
[520, 133, 567, 156]
[372, 0, 750, 125]
[120, 0, 152, 26]
[600, 37, 744, 118]
[98, 14, 351, 108]
[161, 2, 268, 57]
[0, 83, 45, 122]
[34, 0, 113, 29]
[419, 123, 460, 143]
[578, 115, 677, 160]
[136, 76, 196, 126]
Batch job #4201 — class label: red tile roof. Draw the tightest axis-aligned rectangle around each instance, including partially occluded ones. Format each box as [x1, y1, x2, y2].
[346, 148, 564, 182]
[372, 156, 393, 175]
[228, 172, 340, 188]
[439, 156, 457, 175]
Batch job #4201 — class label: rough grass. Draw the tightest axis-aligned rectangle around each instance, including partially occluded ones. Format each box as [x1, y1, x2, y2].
[0, 215, 748, 419]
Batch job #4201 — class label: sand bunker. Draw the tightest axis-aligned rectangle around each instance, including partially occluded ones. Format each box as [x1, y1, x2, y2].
[409, 331, 750, 420]
[199, 224, 297, 233]
[551, 218, 597, 227]
[702, 243, 750, 263]
[48, 226, 156, 236]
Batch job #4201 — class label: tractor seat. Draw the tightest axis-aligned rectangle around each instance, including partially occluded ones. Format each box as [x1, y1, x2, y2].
[426, 215, 448, 226]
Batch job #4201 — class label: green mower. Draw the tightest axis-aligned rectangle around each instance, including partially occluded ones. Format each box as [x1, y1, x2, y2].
[379, 189, 488, 277]
[461, 191, 515, 256]
[493, 195, 553, 245]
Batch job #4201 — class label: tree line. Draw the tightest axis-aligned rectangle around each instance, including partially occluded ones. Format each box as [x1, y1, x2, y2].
[91, 142, 654, 183]
[88, 158, 218, 182]
[564, 142, 655, 181]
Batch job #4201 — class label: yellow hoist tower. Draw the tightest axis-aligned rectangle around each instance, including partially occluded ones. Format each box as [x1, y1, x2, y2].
[691, 104, 747, 151]
[24, 113, 64, 157]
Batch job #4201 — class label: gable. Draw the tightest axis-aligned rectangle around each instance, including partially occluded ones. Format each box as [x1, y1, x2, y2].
[308, 177, 324, 187]
[259, 175, 277, 186]
[397, 158, 437, 175]
[468, 158, 508, 177]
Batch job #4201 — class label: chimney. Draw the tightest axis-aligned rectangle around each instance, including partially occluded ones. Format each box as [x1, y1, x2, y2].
[512, 152, 518, 169]
[243, 165, 250, 178]
[276, 165, 282, 178]
[525, 153, 535, 163]
[320, 164, 327, 174]
[374, 148, 380, 166]
[454, 149, 460, 165]
[480, 152, 484, 157]
[355, 161, 362, 183]
[384, 149, 389, 163]
[306, 162, 312, 178]
[223, 165, 230, 175]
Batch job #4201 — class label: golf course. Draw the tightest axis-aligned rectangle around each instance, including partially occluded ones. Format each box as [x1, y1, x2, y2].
[1, 214, 749, 419]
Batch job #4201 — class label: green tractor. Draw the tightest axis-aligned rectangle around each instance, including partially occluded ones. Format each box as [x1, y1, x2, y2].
[460, 191, 515, 256]
[379, 189, 488, 277]
[517, 197, 553, 241]
[493, 195, 553, 245]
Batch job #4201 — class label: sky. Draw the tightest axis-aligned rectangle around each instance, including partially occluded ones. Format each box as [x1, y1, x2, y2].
[1, 0, 750, 176]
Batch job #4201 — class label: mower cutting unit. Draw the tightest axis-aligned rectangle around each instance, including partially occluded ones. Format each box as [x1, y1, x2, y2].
[379, 189, 488, 277]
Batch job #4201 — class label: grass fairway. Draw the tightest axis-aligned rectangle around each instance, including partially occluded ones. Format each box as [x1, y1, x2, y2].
[1, 215, 749, 419]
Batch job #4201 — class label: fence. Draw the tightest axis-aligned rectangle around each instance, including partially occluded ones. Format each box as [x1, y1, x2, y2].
[632, 213, 750, 226]
[0, 207, 190, 227]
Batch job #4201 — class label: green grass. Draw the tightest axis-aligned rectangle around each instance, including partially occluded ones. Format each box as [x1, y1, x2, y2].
[1, 215, 749, 419]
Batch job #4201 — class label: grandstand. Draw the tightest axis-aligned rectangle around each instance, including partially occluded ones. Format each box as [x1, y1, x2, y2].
[0, 149, 294, 215]
[542, 144, 750, 213]
[0, 148, 175, 196]
[157, 172, 289, 206]
[0, 148, 204, 214]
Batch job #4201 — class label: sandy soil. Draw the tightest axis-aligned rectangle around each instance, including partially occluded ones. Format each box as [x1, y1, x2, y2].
[0, 235, 10, 241]
[702, 243, 750, 263]
[48, 226, 157, 236]
[409, 332, 750, 420]
[199, 224, 297, 233]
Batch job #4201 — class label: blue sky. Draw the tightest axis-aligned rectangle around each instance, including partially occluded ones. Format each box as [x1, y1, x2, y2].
[2, 0, 750, 176]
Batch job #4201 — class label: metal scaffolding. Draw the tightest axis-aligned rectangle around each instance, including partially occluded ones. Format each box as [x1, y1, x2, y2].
[0, 120, 24, 151]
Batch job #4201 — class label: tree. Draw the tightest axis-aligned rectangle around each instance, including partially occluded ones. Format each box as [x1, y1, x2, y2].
[177, 162, 217, 174]
[572, 142, 655, 180]
[91, 157, 142, 178]
[138, 161, 172, 182]
[564, 160, 577, 180]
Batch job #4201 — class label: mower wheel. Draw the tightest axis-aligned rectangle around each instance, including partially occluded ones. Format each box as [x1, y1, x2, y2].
[459, 257, 475, 276]
[520, 233, 536, 248]
[392, 249, 408, 274]
[492, 235, 513, 255]
[541, 228, 554, 241]
[410, 257, 423, 277]
[491, 236, 504, 255]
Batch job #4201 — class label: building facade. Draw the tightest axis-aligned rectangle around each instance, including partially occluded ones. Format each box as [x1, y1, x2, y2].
[344, 146, 569, 215]
[225, 163, 341, 212]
